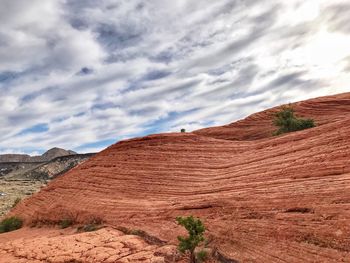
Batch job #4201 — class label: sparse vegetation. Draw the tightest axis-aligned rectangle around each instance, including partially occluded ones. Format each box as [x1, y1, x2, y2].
[273, 105, 315, 135]
[59, 218, 73, 229]
[0, 216, 23, 233]
[12, 197, 21, 208]
[196, 250, 208, 262]
[77, 217, 103, 232]
[176, 216, 206, 263]
[77, 223, 99, 232]
[181, 128, 186, 133]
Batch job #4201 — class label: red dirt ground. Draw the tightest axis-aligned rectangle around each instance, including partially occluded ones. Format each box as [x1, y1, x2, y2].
[2, 92, 350, 262]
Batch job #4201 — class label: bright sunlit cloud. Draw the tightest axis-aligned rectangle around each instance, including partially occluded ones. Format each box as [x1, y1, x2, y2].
[0, 0, 349, 154]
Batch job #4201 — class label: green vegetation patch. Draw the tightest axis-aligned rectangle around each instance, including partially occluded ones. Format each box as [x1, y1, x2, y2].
[273, 105, 315, 135]
[0, 216, 23, 233]
[59, 218, 74, 229]
[176, 215, 206, 263]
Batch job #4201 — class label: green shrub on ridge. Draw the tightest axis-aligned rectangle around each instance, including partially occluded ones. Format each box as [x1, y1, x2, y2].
[273, 105, 315, 135]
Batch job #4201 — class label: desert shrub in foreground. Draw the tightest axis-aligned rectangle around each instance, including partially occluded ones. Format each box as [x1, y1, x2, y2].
[176, 216, 206, 263]
[273, 105, 315, 135]
[0, 216, 23, 233]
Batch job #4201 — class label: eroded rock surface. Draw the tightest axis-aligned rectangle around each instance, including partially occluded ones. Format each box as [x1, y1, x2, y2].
[0, 227, 181, 263]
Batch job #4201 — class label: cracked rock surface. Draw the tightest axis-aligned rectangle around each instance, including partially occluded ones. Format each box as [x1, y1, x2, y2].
[0, 227, 181, 263]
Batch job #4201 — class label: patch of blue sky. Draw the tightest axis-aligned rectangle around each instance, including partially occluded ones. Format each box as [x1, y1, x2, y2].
[0, 71, 19, 84]
[142, 109, 201, 134]
[74, 138, 117, 153]
[17, 123, 49, 136]
[141, 70, 171, 81]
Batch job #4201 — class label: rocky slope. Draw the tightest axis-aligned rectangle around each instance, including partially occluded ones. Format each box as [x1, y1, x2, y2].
[22, 153, 95, 180]
[0, 227, 182, 263]
[0, 150, 95, 218]
[2, 92, 350, 262]
[0, 149, 94, 180]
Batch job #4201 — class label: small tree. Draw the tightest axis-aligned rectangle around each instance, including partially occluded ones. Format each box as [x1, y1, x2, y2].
[273, 105, 315, 135]
[176, 216, 206, 263]
[181, 128, 186, 133]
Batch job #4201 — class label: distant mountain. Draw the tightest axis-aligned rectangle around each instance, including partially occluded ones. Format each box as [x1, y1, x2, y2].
[40, 148, 77, 162]
[24, 153, 95, 180]
[0, 152, 95, 179]
[0, 154, 32, 163]
[0, 147, 77, 163]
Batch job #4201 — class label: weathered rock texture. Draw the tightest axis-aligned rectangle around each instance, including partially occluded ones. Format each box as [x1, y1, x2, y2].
[2, 92, 350, 262]
[0, 227, 183, 263]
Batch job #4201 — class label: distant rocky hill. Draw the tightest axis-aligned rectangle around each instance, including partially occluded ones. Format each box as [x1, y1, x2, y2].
[0, 148, 95, 180]
[0, 147, 77, 163]
[24, 153, 95, 180]
[0, 149, 95, 218]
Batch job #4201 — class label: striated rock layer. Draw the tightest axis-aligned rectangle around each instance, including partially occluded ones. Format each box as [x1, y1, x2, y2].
[3, 92, 350, 262]
[194, 92, 350, 141]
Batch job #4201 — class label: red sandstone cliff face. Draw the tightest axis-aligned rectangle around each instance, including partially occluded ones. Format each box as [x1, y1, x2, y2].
[2, 92, 350, 262]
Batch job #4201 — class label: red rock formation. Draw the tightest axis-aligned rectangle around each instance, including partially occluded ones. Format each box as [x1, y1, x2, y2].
[195, 92, 350, 140]
[2, 92, 350, 262]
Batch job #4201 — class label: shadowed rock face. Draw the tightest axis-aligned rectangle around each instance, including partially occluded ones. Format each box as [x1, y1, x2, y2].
[3, 92, 350, 262]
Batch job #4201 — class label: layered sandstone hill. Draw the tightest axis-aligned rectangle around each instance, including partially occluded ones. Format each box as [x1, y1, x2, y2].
[195, 92, 350, 140]
[2, 92, 350, 262]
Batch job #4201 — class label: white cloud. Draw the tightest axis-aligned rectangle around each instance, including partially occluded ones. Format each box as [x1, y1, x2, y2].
[0, 0, 350, 153]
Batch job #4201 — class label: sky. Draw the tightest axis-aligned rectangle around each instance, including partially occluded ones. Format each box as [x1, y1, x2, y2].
[0, 0, 350, 155]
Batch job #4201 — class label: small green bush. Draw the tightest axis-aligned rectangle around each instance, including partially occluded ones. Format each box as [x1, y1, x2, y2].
[59, 218, 73, 229]
[273, 106, 315, 135]
[181, 128, 186, 133]
[0, 216, 23, 233]
[176, 216, 206, 263]
[196, 250, 208, 262]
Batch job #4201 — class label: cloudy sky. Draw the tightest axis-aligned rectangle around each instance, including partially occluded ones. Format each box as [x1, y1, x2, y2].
[0, 0, 350, 154]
